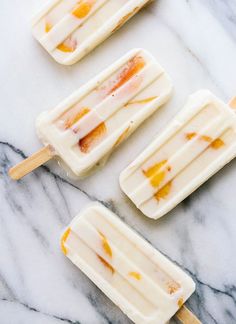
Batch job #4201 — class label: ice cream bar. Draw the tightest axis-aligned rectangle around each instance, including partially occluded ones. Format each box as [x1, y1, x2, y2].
[32, 0, 153, 65]
[120, 90, 236, 219]
[9, 49, 172, 180]
[61, 203, 197, 324]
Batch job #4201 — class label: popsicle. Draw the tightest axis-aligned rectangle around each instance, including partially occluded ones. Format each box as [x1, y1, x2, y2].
[32, 0, 153, 65]
[120, 90, 236, 219]
[61, 203, 199, 324]
[9, 49, 172, 180]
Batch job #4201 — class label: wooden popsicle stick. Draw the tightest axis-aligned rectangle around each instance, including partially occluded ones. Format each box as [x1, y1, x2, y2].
[176, 305, 202, 324]
[229, 97, 236, 109]
[8, 145, 54, 180]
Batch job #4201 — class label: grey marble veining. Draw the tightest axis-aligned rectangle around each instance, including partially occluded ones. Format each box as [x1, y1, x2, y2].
[1, 0, 236, 323]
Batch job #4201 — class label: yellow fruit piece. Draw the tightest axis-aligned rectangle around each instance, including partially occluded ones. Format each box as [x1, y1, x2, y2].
[155, 181, 172, 201]
[178, 297, 184, 308]
[129, 272, 142, 280]
[45, 22, 52, 33]
[185, 132, 197, 140]
[114, 127, 130, 147]
[143, 160, 168, 188]
[72, 1, 94, 19]
[79, 122, 107, 153]
[64, 107, 90, 129]
[186, 132, 225, 150]
[210, 138, 225, 149]
[167, 282, 180, 295]
[108, 55, 145, 95]
[99, 232, 112, 258]
[125, 96, 158, 107]
[201, 135, 212, 142]
[57, 43, 76, 53]
[61, 228, 71, 255]
[97, 255, 115, 274]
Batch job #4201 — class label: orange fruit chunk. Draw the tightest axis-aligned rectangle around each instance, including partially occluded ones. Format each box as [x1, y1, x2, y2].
[64, 107, 90, 129]
[178, 297, 184, 308]
[79, 122, 107, 153]
[114, 127, 130, 147]
[155, 181, 172, 201]
[99, 232, 112, 258]
[125, 96, 157, 107]
[167, 282, 180, 295]
[97, 255, 115, 274]
[60, 228, 71, 255]
[108, 56, 145, 94]
[72, 0, 94, 19]
[201, 135, 212, 142]
[45, 22, 52, 33]
[185, 132, 197, 140]
[129, 272, 142, 280]
[57, 37, 77, 52]
[143, 160, 168, 188]
[186, 132, 225, 149]
[57, 43, 76, 53]
[210, 138, 224, 149]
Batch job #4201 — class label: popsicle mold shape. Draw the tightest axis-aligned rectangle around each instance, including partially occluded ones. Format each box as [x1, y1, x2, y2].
[61, 203, 197, 324]
[9, 49, 172, 180]
[32, 0, 154, 65]
[120, 90, 236, 219]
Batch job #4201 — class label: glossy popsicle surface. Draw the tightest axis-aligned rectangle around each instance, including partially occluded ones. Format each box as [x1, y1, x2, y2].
[32, 0, 153, 65]
[36, 48, 172, 178]
[61, 203, 195, 324]
[120, 90, 236, 219]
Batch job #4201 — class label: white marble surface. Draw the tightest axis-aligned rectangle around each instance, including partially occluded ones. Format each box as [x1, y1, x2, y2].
[1, 0, 236, 323]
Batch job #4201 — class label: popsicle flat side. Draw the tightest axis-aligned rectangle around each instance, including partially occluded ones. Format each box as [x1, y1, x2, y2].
[32, 0, 154, 65]
[36, 48, 173, 178]
[60, 203, 196, 324]
[120, 90, 236, 219]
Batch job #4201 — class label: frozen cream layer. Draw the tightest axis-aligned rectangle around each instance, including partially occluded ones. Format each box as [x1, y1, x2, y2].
[36, 49, 172, 177]
[61, 203, 195, 324]
[120, 90, 236, 219]
[32, 0, 153, 65]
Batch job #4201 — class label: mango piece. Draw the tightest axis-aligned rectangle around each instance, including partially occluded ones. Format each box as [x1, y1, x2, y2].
[108, 56, 145, 94]
[143, 160, 169, 188]
[72, 0, 94, 19]
[129, 272, 142, 280]
[185, 132, 197, 140]
[155, 181, 172, 201]
[125, 96, 157, 107]
[186, 132, 224, 149]
[114, 127, 130, 147]
[211, 138, 224, 149]
[45, 22, 52, 33]
[178, 297, 184, 308]
[57, 38, 77, 52]
[79, 122, 107, 153]
[201, 135, 212, 142]
[61, 228, 71, 255]
[167, 282, 180, 295]
[64, 107, 90, 129]
[99, 232, 112, 258]
[97, 255, 115, 274]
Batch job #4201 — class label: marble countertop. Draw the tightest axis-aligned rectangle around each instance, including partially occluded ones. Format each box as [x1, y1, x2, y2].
[1, 0, 236, 323]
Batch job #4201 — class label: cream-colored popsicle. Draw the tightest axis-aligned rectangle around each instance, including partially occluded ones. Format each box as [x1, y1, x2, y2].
[120, 90, 236, 219]
[61, 203, 196, 324]
[9, 49, 172, 180]
[32, 0, 153, 65]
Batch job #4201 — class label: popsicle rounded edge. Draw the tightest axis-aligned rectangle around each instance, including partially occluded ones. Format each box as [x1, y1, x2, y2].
[119, 89, 236, 220]
[60, 202, 198, 323]
[31, 0, 155, 66]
